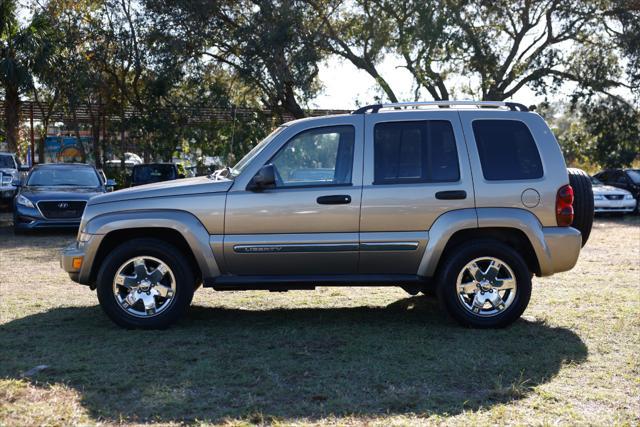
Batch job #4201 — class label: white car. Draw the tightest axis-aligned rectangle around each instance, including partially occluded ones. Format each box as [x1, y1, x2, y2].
[591, 176, 637, 214]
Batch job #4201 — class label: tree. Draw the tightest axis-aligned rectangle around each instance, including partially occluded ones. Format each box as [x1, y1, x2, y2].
[315, 0, 636, 103]
[580, 97, 639, 168]
[0, 1, 54, 154]
[144, 0, 325, 119]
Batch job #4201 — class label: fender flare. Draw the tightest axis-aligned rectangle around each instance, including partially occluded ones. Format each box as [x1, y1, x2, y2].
[84, 209, 221, 281]
[417, 208, 555, 277]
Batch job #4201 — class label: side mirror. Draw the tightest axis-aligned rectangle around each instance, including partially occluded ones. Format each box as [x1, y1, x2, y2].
[178, 173, 186, 179]
[247, 164, 276, 192]
[106, 179, 116, 192]
[18, 165, 30, 172]
[11, 178, 21, 187]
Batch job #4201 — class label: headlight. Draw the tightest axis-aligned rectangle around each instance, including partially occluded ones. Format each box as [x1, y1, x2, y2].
[624, 194, 634, 200]
[593, 195, 604, 200]
[16, 194, 34, 208]
[78, 231, 91, 243]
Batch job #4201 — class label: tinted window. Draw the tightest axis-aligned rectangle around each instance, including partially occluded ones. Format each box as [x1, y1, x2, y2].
[374, 120, 459, 184]
[0, 155, 15, 169]
[133, 164, 176, 184]
[27, 167, 100, 187]
[472, 120, 543, 181]
[627, 170, 640, 184]
[270, 125, 354, 187]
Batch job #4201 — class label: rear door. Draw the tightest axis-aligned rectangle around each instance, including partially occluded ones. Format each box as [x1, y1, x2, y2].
[359, 110, 475, 274]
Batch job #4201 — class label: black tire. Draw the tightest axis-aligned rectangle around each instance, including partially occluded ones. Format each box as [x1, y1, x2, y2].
[567, 168, 594, 247]
[96, 238, 195, 329]
[436, 240, 532, 328]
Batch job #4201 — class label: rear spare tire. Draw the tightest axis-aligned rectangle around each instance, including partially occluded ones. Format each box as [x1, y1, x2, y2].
[567, 168, 594, 247]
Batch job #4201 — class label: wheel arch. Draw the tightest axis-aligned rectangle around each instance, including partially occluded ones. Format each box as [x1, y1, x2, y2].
[83, 210, 220, 286]
[418, 208, 552, 278]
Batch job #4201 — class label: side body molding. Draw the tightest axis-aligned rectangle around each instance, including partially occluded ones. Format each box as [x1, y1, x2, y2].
[417, 209, 478, 277]
[83, 210, 221, 282]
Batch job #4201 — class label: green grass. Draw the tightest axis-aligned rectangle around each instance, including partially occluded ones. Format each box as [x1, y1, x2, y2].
[0, 213, 638, 426]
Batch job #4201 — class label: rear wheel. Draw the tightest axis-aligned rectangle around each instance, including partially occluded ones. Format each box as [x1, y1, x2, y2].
[567, 168, 594, 247]
[437, 240, 532, 328]
[96, 238, 195, 329]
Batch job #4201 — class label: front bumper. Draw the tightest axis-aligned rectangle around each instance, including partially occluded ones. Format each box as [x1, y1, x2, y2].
[594, 198, 636, 213]
[14, 203, 81, 230]
[1, 185, 16, 201]
[61, 234, 102, 285]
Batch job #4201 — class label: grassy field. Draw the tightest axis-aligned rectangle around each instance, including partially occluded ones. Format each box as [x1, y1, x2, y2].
[0, 211, 638, 426]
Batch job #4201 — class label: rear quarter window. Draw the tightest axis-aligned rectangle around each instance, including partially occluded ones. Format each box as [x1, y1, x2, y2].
[472, 119, 543, 181]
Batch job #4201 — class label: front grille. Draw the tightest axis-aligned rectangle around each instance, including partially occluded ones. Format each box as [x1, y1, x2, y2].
[605, 195, 624, 200]
[38, 201, 86, 219]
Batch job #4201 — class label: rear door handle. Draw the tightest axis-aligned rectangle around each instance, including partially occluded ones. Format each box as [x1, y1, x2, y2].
[435, 190, 467, 200]
[317, 195, 352, 205]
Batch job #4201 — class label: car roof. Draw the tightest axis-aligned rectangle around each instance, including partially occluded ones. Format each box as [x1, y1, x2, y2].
[33, 163, 95, 169]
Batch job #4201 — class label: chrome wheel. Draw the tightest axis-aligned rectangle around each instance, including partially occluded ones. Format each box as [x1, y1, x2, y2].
[112, 256, 176, 318]
[456, 257, 517, 317]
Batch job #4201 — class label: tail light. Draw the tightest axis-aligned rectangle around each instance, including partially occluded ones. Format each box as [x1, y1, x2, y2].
[556, 184, 574, 226]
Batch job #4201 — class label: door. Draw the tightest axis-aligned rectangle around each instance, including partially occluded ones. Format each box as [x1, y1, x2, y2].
[359, 111, 475, 274]
[223, 116, 364, 275]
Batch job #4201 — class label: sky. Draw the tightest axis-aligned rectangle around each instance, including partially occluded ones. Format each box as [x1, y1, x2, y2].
[309, 55, 547, 110]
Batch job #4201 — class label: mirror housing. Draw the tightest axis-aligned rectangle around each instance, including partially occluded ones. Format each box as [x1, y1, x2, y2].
[11, 178, 21, 187]
[18, 165, 30, 172]
[105, 179, 116, 192]
[247, 164, 276, 192]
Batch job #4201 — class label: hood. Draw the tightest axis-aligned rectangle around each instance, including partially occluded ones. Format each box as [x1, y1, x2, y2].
[592, 184, 632, 196]
[20, 186, 105, 203]
[89, 176, 233, 205]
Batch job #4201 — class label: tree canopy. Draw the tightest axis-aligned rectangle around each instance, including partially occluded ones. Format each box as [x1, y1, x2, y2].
[0, 0, 637, 169]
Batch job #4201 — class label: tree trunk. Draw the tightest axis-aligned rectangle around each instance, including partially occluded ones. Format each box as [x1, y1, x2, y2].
[4, 85, 21, 154]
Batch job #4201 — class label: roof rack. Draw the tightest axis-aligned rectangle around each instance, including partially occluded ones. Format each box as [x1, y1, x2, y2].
[352, 101, 529, 114]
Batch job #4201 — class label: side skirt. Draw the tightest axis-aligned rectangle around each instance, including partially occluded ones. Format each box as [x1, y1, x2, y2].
[204, 274, 431, 291]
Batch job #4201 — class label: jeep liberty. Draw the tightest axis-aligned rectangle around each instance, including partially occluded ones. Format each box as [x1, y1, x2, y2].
[61, 101, 594, 329]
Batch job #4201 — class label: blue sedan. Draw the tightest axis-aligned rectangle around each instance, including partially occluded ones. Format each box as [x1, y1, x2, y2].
[13, 163, 114, 232]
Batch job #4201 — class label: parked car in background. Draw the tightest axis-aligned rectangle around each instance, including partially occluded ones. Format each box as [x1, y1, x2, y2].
[130, 163, 184, 187]
[591, 176, 636, 214]
[13, 163, 115, 232]
[593, 169, 640, 213]
[0, 152, 29, 208]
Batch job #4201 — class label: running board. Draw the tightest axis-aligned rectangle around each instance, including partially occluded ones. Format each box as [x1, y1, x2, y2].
[204, 274, 429, 291]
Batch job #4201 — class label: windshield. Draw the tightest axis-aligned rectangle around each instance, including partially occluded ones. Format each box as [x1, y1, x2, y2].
[133, 164, 176, 183]
[231, 126, 286, 176]
[0, 155, 16, 169]
[27, 167, 100, 187]
[590, 176, 603, 185]
[627, 169, 640, 184]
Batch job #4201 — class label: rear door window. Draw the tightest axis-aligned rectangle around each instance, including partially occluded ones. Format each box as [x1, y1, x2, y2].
[374, 120, 460, 184]
[472, 120, 543, 181]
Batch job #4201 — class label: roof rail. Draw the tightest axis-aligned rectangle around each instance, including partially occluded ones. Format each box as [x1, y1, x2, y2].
[352, 101, 529, 114]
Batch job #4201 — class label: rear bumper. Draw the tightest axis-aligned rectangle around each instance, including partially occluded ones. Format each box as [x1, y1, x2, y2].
[540, 227, 582, 276]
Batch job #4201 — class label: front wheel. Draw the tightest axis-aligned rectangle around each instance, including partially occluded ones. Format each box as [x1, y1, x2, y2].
[437, 241, 532, 328]
[96, 238, 195, 329]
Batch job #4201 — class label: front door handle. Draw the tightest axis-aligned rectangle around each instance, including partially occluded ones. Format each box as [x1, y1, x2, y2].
[435, 190, 467, 200]
[317, 195, 352, 205]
